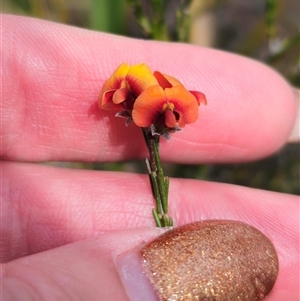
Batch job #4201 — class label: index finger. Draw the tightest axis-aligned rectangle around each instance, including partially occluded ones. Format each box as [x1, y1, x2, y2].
[1, 14, 296, 163]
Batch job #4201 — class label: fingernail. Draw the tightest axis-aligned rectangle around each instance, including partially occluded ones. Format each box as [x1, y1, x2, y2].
[117, 220, 279, 301]
[116, 249, 159, 301]
[116, 228, 169, 301]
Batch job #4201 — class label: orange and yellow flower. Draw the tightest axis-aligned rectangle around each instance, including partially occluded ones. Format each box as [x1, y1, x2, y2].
[99, 63, 158, 110]
[99, 63, 206, 133]
[132, 71, 206, 128]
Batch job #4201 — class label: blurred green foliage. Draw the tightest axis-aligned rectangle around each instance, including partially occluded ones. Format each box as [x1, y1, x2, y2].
[126, 0, 193, 41]
[4, 0, 299, 194]
[89, 0, 126, 34]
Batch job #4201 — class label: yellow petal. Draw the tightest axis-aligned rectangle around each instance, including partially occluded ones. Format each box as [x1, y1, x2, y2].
[102, 63, 130, 91]
[126, 64, 158, 96]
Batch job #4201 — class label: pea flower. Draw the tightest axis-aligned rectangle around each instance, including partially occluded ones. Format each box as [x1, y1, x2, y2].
[132, 71, 207, 134]
[98, 63, 207, 227]
[99, 63, 206, 136]
[99, 63, 158, 111]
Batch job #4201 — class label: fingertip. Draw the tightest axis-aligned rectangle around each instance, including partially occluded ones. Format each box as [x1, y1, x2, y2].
[155, 48, 297, 162]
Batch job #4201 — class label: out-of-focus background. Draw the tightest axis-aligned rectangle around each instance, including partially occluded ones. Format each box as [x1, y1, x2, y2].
[4, 0, 299, 194]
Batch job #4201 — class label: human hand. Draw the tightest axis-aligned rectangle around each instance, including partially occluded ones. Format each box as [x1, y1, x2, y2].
[1, 14, 298, 300]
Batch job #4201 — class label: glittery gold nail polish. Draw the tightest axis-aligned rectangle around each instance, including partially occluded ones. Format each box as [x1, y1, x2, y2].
[141, 220, 279, 301]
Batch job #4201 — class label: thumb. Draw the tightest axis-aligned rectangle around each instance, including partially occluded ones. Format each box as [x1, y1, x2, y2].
[2, 228, 165, 301]
[2, 222, 283, 301]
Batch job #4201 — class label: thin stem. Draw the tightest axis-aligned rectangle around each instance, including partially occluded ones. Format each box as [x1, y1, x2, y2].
[142, 128, 173, 227]
[152, 209, 162, 227]
[152, 140, 168, 214]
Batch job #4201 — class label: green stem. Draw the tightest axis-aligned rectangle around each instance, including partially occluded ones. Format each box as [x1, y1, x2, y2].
[142, 128, 173, 227]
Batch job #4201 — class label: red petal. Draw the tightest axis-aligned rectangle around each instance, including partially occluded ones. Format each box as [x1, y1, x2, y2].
[153, 71, 172, 89]
[164, 109, 177, 128]
[99, 90, 121, 110]
[153, 71, 184, 89]
[113, 88, 130, 104]
[190, 91, 207, 105]
[162, 74, 184, 87]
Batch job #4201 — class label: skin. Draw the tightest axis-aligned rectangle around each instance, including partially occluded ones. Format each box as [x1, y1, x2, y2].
[1, 14, 299, 301]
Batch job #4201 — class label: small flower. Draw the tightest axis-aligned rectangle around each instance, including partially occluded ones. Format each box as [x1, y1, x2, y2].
[99, 63, 158, 111]
[132, 71, 207, 131]
[99, 63, 207, 135]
